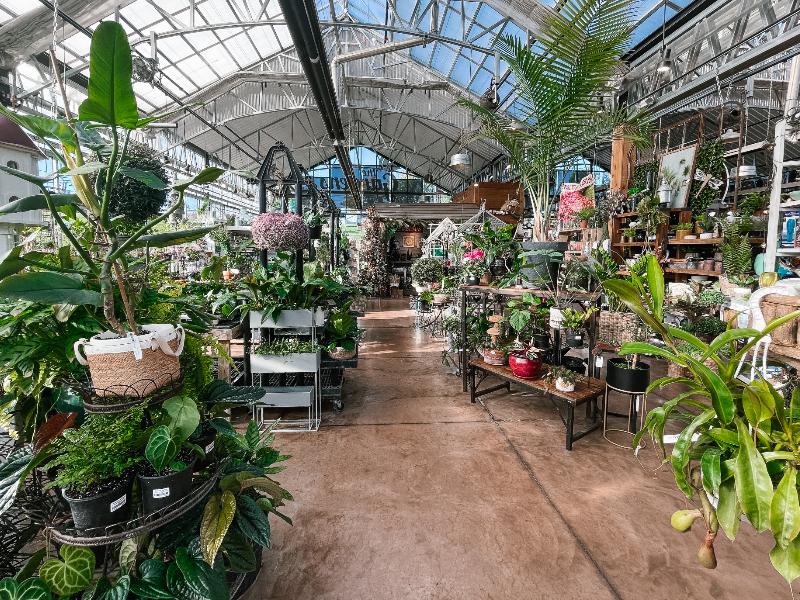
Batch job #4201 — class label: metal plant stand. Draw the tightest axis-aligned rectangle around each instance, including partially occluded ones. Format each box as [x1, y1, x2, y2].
[602, 382, 647, 449]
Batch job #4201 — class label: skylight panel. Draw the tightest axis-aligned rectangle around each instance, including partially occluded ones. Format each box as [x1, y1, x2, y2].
[157, 36, 194, 62]
[121, 1, 163, 30]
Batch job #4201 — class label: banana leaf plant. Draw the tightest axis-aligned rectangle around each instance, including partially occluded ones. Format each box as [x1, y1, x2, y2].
[603, 254, 800, 582]
[0, 21, 222, 335]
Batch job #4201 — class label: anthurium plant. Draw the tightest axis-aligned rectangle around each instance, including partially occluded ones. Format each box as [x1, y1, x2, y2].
[603, 254, 800, 582]
[0, 21, 224, 335]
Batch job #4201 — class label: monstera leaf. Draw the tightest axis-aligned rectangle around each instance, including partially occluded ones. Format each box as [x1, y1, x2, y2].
[200, 492, 236, 566]
[0, 577, 51, 600]
[39, 545, 95, 597]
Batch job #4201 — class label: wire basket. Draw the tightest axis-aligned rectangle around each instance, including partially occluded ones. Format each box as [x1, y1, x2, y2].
[74, 371, 184, 413]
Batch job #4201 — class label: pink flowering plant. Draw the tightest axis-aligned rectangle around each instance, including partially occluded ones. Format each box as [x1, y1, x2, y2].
[251, 212, 310, 251]
[463, 249, 485, 261]
[557, 190, 593, 223]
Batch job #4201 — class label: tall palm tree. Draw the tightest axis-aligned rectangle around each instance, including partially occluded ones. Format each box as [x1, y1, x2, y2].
[460, 0, 651, 241]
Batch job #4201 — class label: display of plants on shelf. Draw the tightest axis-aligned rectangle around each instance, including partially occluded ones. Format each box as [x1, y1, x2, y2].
[606, 256, 800, 582]
[636, 195, 667, 240]
[673, 222, 694, 239]
[560, 306, 597, 348]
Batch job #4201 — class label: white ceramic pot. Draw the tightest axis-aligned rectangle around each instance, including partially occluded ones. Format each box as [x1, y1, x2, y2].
[549, 307, 563, 329]
[555, 377, 575, 392]
[699, 232, 714, 239]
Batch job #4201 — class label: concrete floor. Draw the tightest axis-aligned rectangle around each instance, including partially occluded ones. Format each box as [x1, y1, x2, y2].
[252, 301, 783, 600]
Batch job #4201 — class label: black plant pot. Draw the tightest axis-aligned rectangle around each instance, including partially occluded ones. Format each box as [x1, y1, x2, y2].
[138, 459, 196, 515]
[521, 241, 568, 288]
[532, 332, 551, 350]
[565, 328, 585, 348]
[465, 275, 481, 286]
[489, 258, 508, 279]
[195, 429, 217, 470]
[419, 301, 431, 312]
[606, 358, 650, 393]
[62, 476, 133, 531]
[309, 225, 322, 239]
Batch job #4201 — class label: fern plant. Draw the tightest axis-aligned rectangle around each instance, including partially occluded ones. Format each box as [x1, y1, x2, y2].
[721, 234, 753, 285]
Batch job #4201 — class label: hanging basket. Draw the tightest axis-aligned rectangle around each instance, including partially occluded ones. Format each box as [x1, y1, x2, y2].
[598, 311, 638, 347]
[74, 324, 185, 397]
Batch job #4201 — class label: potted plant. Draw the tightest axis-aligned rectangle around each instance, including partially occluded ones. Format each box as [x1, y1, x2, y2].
[44, 407, 144, 530]
[508, 347, 543, 379]
[623, 227, 637, 241]
[609, 256, 800, 581]
[323, 305, 360, 360]
[560, 306, 597, 348]
[636, 195, 667, 242]
[0, 22, 224, 396]
[251, 337, 320, 373]
[695, 214, 714, 239]
[304, 212, 324, 239]
[464, 222, 520, 281]
[547, 365, 577, 392]
[462, 249, 486, 286]
[138, 395, 202, 514]
[575, 206, 597, 229]
[479, 340, 506, 366]
[410, 257, 445, 290]
[459, 0, 648, 258]
[673, 222, 693, 240]
[418, 290, 434, 312]
[606, 356, 650, 393]
[691, 314, 726, 342]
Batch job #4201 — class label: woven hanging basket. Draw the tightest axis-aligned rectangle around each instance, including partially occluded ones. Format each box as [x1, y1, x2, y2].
[75, 324, 185, 397]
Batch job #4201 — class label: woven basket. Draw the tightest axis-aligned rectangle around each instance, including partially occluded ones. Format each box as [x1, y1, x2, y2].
[327, 347, 357, 361]
[667, 363, 691, 378]
[761, 294, 800, 347]
[598, 311, 639, 347]
[75, 324, 184, 397]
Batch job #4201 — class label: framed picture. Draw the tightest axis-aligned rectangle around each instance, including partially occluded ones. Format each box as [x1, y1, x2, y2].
[402, 234, 416, 248]
[658, 145, 698, 209]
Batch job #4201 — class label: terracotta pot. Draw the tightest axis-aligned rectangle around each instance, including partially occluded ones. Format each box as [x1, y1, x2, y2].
[479, 273, 491, 286]
[222, 270, 234, 281]
[508, 352, 542, 379]
[579, 219, 589, 229]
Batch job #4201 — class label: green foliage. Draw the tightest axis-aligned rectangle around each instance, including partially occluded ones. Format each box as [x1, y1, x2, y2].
[506, 293, 551, 334]
[607, 258, 800, 580]
[463, 222, 519, 267]
[691, 315, 726, 339]
[689, 140, 725, 216]
[459, 0, 650, 240]
[0, 576, 51, 600]
[302, 212, 323, 228]
[574, 206, 596, 221]
[105, 142, 168, 223]
[410, 257, 444, 285]
[323, 306, 360, 352]
[635, 195, 666, 238]
[721, 234, 753, 283]
[632, 160, 658, 192]
[547, 365, 577, 384]
[180, 334, 214, 400]
[39, 546, 95, 598]
[418, 290, 434, 304]
[253, 338, 317, 356]
[696, 289, 727, 308]
[200, 491, 236, 566]
[46, 408, 143, 494]
[560, 306, 596, 330]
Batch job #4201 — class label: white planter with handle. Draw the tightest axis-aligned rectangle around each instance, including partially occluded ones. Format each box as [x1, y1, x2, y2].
[74, 324, 185, 397]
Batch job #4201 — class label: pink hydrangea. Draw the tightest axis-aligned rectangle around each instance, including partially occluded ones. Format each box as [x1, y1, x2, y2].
[463, 249, 485, 261]
[251, 212, 310, 251]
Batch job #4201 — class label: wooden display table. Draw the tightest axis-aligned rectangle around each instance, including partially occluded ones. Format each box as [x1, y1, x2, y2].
[468, 359, 604, 450]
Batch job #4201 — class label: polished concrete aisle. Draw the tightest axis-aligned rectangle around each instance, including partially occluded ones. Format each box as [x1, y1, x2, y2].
[253, 301, 783, 600]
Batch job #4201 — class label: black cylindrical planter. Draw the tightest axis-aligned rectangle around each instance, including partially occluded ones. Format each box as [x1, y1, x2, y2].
[62, 476, 133, 531]
[532, 332, 551, 349]
[465, 275, 480, 286]
[489, 259, 508, 279]
[309, 225, 322, 239]
[607, 358, 650, 393]
[138, 460, 195, 514]
[195, 430, 217, 470]
[565, 329, 585, 348]
[520, 241, 568, 288]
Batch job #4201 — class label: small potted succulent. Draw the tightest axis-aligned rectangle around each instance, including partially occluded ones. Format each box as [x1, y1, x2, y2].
[547, 365, 577, 392]
[575, 206, 597, 229]
[138, 395, 201, 514]
[252, 212, 310, 251]
[304, 212, 324, 239]
[508, 346, 542, 379]
[560, 306, 597, 348]
[45, 408, 144, 531]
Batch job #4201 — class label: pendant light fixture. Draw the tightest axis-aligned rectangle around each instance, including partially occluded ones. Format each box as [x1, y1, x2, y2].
[721, 128, 740, 141]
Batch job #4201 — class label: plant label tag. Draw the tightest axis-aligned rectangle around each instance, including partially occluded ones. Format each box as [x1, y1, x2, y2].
[575, 335, 582, 341]
[595, 356, 604, 368]
[205, 441, 215, 454]
[153, 487, 171, 499]
[110, 495, 127, 513]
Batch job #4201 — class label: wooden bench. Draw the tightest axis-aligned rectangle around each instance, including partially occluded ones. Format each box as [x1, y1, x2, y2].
[469, 358, 604, 450]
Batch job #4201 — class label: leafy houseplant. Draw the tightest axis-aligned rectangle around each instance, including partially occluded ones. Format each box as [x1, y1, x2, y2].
[410, 257, 444, 287]
[45, 407, 144, 530]
[689, 140, 725, 217]
[323, 305, 360, 359]
[464, 222, 519, 281]
[636, 195, 666, 240]
[691, 315, 726, 341]
[606, 255, 800, 581]
[721, 226, 755, 288]
[139, 395, 202, 514]
[418, 290, 435, 311]
[560, 306, 596, 348]
[459, 0, 649, 243]
[673, 222, 693, 240]
[104, 141, 169, 224]
[0, 22, 223, 395]
[575, 206, 597, 228]
[547, 365, 577, 392]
